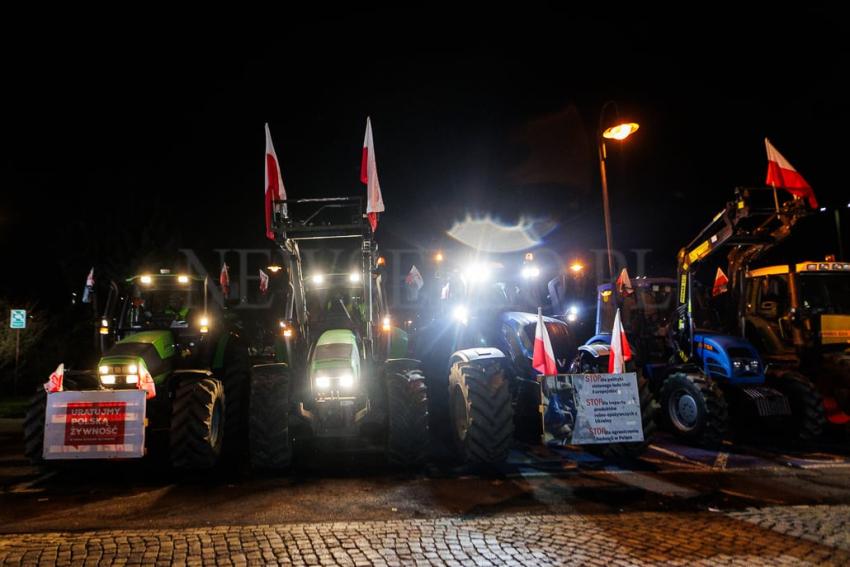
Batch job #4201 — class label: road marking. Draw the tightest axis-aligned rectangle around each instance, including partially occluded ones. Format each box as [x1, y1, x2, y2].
[6, 471, 56, 494]
[647, 444, 713, 470]
[712, 451, 729, 471]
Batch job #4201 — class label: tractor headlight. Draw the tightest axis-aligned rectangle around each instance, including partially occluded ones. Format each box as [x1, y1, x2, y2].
[521, 265, 540, 279]
[312, 274, 325, 285]
[125, 374, 139, 384]
[348, 272, 361, 283]
[99, 365, 110, 375]
[338, 373, 355, 390]
[462, 263, 491, 283]
[566, 304, 579, 322]
[315, 375, 331, 390]
[101, 375, 116, 385]
[452, 305, 469, 325]
[199, 316, 210, 334]
[733, 358, 760, 374]
[127, 364, 138, 374]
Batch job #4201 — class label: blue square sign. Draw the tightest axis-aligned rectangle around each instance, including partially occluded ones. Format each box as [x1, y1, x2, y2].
[10, 309, 26, 330]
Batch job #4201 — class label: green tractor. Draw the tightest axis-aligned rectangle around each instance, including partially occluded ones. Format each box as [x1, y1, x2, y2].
[24, 270, 250, 470]
[249, 197, 429, 470]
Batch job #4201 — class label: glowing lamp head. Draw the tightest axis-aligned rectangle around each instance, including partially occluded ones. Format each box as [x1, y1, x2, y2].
[569, 262, 584, 274]
[602, 122, 640, 141]
[199, 315, 210, 334]
[177, 275, 190, 284]
[382, 316, 391, 332]
[140, 275, 153, 285]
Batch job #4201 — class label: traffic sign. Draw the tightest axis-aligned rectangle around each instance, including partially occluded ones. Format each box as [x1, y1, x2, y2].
[10, 309, 26, 329]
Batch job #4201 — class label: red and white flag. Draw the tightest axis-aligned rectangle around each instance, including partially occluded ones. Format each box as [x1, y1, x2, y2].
[259, 269, 269, 295]
[220, 263, 230, 298]
[82, 267, 95, 304]
[765, 138, 818, 209]
[265, 123, 288, 240]
[405, 265, 424, 291]
[712, 267, 729, 297]
[360, 117, 385, 232]
[608, 308, 632, 373]
[43, 363, 64, 394]
[616, 267, 633, 295]
[532, 308, 558, 376]
[139, 365, 156, 399]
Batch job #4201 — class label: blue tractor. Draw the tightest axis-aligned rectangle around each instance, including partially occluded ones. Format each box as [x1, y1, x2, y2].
[414, 254, 654, 464]
[576, 189, 824, 446]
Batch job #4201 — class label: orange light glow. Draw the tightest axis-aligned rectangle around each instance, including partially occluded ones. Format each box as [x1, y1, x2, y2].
[602, 122, 640, 141]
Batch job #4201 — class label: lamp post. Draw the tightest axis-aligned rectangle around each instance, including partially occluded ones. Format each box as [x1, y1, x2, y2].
[598, 101, 640, 280]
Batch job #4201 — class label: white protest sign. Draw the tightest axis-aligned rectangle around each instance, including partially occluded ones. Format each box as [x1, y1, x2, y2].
[43, 390, 146, 460]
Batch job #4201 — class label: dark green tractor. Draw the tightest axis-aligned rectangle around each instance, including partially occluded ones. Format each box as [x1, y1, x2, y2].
[249, 197, 429, 470]
[24, 270, 250, 470]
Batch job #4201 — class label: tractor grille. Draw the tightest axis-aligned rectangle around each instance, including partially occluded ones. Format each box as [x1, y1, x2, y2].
[740, 386, 791, 417]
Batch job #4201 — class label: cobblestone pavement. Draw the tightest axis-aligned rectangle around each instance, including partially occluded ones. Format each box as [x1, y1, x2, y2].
[2, 506, 850, 566]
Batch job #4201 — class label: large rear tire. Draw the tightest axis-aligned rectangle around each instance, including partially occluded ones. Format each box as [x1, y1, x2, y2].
[222, 344, 251, 457]
[170, 377, 225, 470]
[659, 371, 729, 447]
[569, 350, 657, 459]
[249, 365, 292, 471]
[768, 370, 825, 443]
[448, 359, 514, 465]
[386, 366, 429, 466]
[23, 389, 47, 464]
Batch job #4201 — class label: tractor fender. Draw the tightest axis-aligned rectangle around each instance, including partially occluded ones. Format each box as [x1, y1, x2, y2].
[168, 369, 216, 394]
[383, 358, 422, 375]
[578, 343, 611, 359]
[449, 347, 507, 367]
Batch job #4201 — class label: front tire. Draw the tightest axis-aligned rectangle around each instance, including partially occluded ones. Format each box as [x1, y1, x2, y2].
[170, 377, 225, 470]
[768, 370, 825, 443]
[448, 359, 514, 465]
[23, 389, 47, 464]
[659, 371, 729, 447]
[386, 366, 429, 466]
[249, 365, 292, 471]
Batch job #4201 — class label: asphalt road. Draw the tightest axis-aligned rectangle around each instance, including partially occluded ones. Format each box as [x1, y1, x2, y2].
[3, 419, 850, 535]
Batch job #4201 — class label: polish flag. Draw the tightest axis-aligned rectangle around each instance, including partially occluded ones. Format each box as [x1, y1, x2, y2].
[360, 117, 385, 231]
[616, 267, 633, 295]
[259, 269, 269, 295]
[712, 267, 729, 297]
[43, 363, 64, 394]
[765, 138, 818, 209]
[220, 263, 230, 298]
[405, 265, 424, 291]
[139, 365, 156, 399]
[82, 267, 95, 304]
[608, 308, 632, 373]
[532, 308, 558, 376]
[265, 123, 288, 240]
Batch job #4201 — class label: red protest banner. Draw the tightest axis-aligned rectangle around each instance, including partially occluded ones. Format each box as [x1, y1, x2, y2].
[64, 402, 127, 446]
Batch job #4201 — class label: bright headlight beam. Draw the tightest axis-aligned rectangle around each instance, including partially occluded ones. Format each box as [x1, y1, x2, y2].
[338, 373, 354, 389]
[315, 376, 331, 390]
[312, 274, 325, 285]
[452, 305, 469, 324]
[101, 375, 116, 385]
[348, 272, 361, 283]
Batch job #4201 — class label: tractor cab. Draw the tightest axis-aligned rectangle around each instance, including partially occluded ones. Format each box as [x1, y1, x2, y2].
[590, 277, 677, 364]
[117, 272, 211, 339]
[744, 261, 850, 357]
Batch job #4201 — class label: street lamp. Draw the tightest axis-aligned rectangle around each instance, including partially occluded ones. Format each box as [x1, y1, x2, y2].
[598, 101, 640, 280]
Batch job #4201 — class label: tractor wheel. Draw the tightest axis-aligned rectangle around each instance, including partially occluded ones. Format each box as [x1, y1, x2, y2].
[448, 359, 514, 465]
[386, 366, 429, 466]
[569, 350, 658, 459]
[249, 365, 291, 471]
[23, 389, 47, 464]
[170, 377, 225, 470]
[768, 371, 825, 443]
[221, 344, 251, 457]
[659, 371, 729, 447]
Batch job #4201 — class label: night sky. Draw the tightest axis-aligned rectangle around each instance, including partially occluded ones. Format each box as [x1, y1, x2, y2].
[3, 11, 848, 310]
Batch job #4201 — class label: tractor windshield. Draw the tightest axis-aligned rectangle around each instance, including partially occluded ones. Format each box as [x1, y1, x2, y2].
[520, 321, 573, 359]
[122, 280, 204, 329]
[799, 273, 850, 315]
